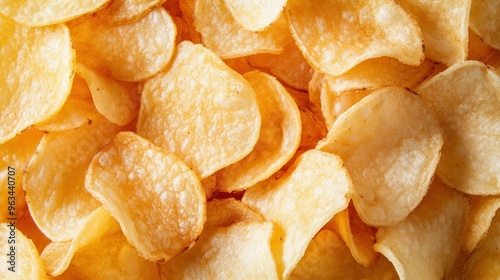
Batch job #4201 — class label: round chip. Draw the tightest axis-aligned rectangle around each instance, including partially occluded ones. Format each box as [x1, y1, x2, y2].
[85, 131, 206, 262]
[223, 0, 287, 31]
[469, 0, 500, 50]
[94, 0, 165, 25]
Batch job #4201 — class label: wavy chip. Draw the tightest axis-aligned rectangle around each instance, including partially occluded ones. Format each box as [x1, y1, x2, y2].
[85, 132, 206, 262]
[94, 0, 165, 25]
[285, 0, 424, 76]
[0, 17, 74, 144]
[242, 149, 352, 278]
[223, 0, 287, 31]
[416, 61, 500, 195]
[469, 0, 500, 50]
[137, 41, 261, 178]
[317, 87, 443, 227]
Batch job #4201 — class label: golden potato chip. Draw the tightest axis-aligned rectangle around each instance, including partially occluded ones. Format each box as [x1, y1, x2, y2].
[468, 30, 496, 61]
[469, 0, 500, 50]
[201, 175, 216, 200]
[16, 210, 51, 254]
[246, 42, 314, 91]
[205, 198, 263, 228]
[0, 0, 108, 26]
[41, 207, 120, 276]
[0, 129, 44, 223]
[290, 230, 398, 280]
[216, 71, 301, 192]
[223, 0, 286, 31]
[23, 115, 122, 242]
[85, 131, 206, 262]
[160, 222, 278, 279]
[397, 0, 470, 66]
[75, 64, 139, 126]
[137, 41, 261, 178]
[463, 195, 500, 252]
[242, 149, 353, 278]
[464, 209, 500, 280]
[317, 87, 443, 226]
[374, 179, 469, 280]
[223, 57, 254, 74]
[0, 224, 48, 279]
[0, 17, 74, 144]
[194, 0, 292, 59]
[416, 61, 500, 195]
[94, 0, 165, 25]
[70, 7, 176, 82]
[285, 0, 424, 76]
[172, 15, 201, 44]
[34, 98, 98, 132]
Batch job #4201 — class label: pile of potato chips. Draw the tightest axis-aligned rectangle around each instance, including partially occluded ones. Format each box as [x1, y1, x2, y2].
[0, 0, 499, 279]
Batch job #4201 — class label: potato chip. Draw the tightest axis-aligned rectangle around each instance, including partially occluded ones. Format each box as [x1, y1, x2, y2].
[23, 115, 122, 242]
[194, 0, 292, 59]
[223, 0, 287, 31]
[34, 98, 98, 132]
[416, 61, 500, 195]
[205, 198, 263, 228]
[216, 71, 301, 192]
[75, 64, 139, 126]
[94, 0, 165, 25]
[242, 149, 353, 278]
[246, 42, 314, 91]
[374, 179, 469, 280]
[397, 0, 470, 66]
[137, 41, 261, 178]
[172, 15, 201, 45]
[468, 30, 496, 61]
[223, 57, 254, 74]
[70, 7, 176, 82]
[285, 0, 424, 76]
[16, 210, 51, 254]
[85, 131, 206, 262]
[201, 175, 217, 200]
[0, 129, 44, 223]
[464, 209, 500, 280]
[0, 224, 48, 279]
[160, 222, 278, 279]
[290, 230, 398, 280]
[469, 0, 500, 50]
[463, 195, 500, 252]
[317, 87, 443, 226]
[0, 0, 108, 26]
[0, 17, 74, 144]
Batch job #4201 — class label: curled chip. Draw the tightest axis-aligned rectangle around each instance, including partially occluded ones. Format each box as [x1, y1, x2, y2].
[285, 0, 424, 76]
[0, 0, 108, 26]
[94, 0, 165, 25]
[223, 0, 287, 31]
[75, 64, 139, 126]
[216, 71, 301, 192]
[160, 222, 278, 279]
[0, 17, 74, 144]
[416, 61, 500, 195]
[317, 87, 443, 227]
[70, 7, 176, 82]
[242, 149, 352, 278]
[24, 116, 122, 242]
[205, 198, 264, 228]
[374, 179, 469, 280]
[397, 0, 470, 66]
[463, 195, 500, 252]
[85, 131, 206, 262]
[469, 0, 500, 50]
[137, 41, 261, 178]
[194, 0, 292, 59]
[0, 224, 48, 279]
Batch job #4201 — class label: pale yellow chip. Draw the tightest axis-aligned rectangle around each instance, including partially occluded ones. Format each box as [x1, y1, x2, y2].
[290, 230, 398, 280]
[246, 42, 314, 91]
[317, 87, 443, 227]
[23, 116, 122, 242]
[94, 0, 165, 25]
[0, 224, 48, 279]
[216, 71, 301, 192]
[205, 198, 264, 228]
[397, 0, 470, 66]
[70, 7, 176, 82]
[464, 208, 500, 280]
[223, 0, 286, 31]
[75, 64, 139, 126]
[463, 195, 500, 253]
[0, 0, 108, 26]
[34, 98, 98, 132]
[194, 0, 292, 59]
[137, 41, 261, 178]
[374, 179, 469, 280]
[85, 131, 206, 262]
[160, 222, 278, 279]
[470, 0, 500, 50]
[0, 17, 74, 144]
[242, 149, 353, 278]
[416, 60, 500, 195]
[285, 0, 424, 76]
